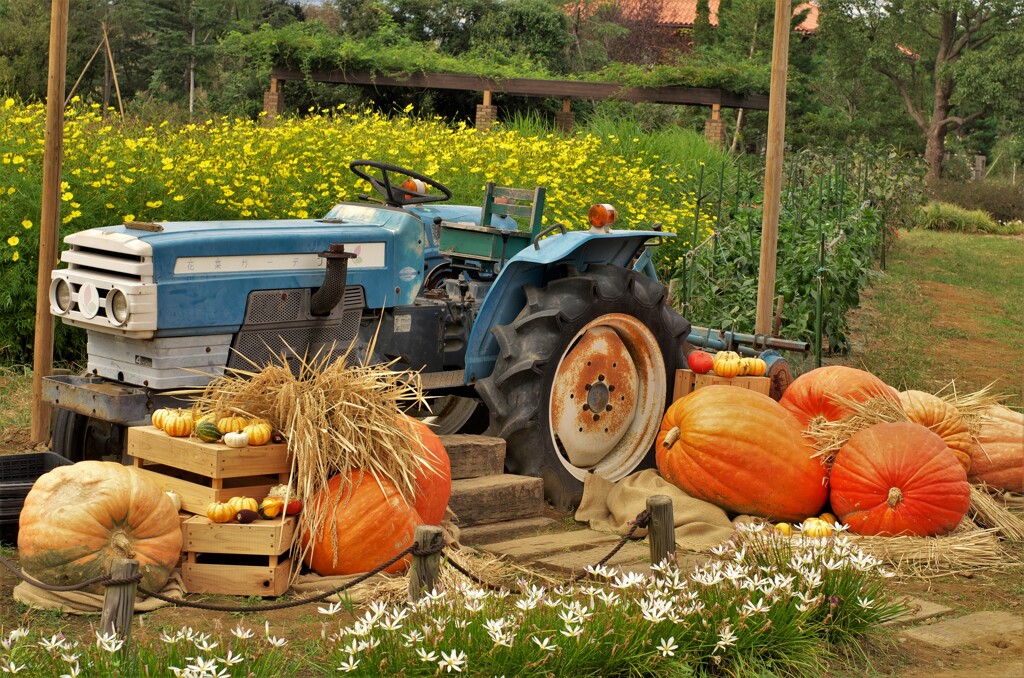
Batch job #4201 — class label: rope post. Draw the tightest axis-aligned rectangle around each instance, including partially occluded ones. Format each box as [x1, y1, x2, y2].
[408, 525, 444, 602]
[100, 558, 138, 645]
[646, 495, 675, 567]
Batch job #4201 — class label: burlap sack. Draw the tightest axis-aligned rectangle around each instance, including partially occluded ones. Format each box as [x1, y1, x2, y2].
[12, 570, 186, 615]
[575, 469, 736, 548]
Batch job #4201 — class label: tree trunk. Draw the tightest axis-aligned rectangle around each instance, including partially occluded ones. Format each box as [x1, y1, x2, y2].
[924, 124, 947, 181]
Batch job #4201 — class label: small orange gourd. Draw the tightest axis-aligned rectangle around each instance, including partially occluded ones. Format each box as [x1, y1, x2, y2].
[243, 422, 272, 446]
[227, 496, 258, 514]
[714, 359, 742, 378]
[151, 408, 173, 429]
[161, 410, 194, 437]
[217, 415, 248, 434]
[206, 501, 236, 523]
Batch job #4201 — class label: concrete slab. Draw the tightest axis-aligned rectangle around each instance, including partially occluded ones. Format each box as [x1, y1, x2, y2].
[536, 542, 649, 574]
[903, 611, 1024, 649]
[884, 597, 955, 627]
[481, 530, 619, 560]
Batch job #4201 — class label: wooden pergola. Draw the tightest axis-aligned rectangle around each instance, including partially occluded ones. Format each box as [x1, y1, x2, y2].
[265, 68, 769, 139]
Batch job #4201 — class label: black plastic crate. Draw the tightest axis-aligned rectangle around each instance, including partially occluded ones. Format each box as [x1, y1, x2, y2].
[0, 452, 73, 514]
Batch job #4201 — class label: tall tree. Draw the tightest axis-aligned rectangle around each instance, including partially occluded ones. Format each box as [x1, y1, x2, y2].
[820, 0, 1024, 179]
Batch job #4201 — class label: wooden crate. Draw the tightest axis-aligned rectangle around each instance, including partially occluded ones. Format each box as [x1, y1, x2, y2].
[127, 426, 290, 514]
[672, 369, 771, 402]
[180, 515, 297, 597]
[182, 515, 297, 556]
[182, 553, 292, 597]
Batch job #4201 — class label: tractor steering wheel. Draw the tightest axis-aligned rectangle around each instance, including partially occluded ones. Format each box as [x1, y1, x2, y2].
[349, 160, 453, 208]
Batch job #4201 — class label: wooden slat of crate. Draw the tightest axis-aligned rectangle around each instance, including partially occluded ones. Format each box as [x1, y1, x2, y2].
[672, 369, 770, 402]
[128, 426, 290, 478]
[182, 555, 292, 597]
[134, 463, 283, 515]
[183, 515, 296, 556]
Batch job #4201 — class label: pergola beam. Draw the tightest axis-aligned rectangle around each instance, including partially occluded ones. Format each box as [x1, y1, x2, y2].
[268, 69, 769, 110]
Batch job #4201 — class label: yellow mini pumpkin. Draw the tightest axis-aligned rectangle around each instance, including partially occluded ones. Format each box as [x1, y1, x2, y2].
[151, 408, 173, 430]
[747, 357, 767, 377]
[217, 415, 248, 434]
[774, 522, 793, 537]
[206, 501, 236, 523]
[818, 512, 838, 525]
[714, 359, 743, 378]
[162, 410, 194, 437]
[801, 517, 834, 538]
[227, 496, 258, 514]
[243, 422, 273, 446]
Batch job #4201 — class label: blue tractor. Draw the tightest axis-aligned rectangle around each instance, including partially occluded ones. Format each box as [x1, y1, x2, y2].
[44, 161, 692, 511]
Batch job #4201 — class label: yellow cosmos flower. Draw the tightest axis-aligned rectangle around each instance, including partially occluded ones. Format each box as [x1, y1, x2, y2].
[7, 236, 19, 246]
[21, 220, 31, 229]
[11, 251, 19, 261]
[146, 200, 162, 209]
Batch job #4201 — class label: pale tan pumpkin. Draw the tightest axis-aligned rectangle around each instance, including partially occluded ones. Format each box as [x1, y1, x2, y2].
[18, 461, 182, 594]
[898, 390, 973, 473]
[968, 406, 1024, 493]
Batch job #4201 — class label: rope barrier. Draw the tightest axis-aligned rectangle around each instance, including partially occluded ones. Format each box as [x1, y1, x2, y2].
[0, 508, 655, 611]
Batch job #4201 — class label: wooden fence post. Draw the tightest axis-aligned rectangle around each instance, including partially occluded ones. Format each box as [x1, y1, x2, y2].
[100, 558, 138, 644]
[647, 495, 675, 567]
[408, 525, 444, 602]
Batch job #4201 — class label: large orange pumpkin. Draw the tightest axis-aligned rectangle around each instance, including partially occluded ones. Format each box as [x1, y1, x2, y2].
[968, 406, 1024, 493]
[830, 422, 970, 537]
[18, 461, 183, 594]
[897, 390, 973, 473]
[302, 471, 420, 576]
[398, 415, 452, 525]
[656, 387, 829, 522]
[780, 366, 899, 428]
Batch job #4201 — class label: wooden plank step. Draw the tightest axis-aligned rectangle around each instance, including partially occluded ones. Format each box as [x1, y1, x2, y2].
[535, 542, 649, 574]
[448, 475, 544, 527]
[438, 434, 505, 480]
[480, 530, 619, 560]
[458, 517, 561, 546]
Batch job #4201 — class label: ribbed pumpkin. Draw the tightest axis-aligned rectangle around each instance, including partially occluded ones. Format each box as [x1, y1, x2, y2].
[830, 422, 970, 537]
[780, 366, 900, 428]
[302, 471, 420, 576]
[243, 421, 272, 446]
[217, 415, 248, 434]
[897, 390, 973, 473]
[18, 461, 182, 594]
[968, 406, 1024, 493]
[400, 415, 452, 525]
[161, 409, 194, 437]
[656, 387, 828, 522]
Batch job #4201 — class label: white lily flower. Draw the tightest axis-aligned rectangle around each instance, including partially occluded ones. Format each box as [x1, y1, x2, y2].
[438, 649, 468, 673]
[656, 636, 678, 657]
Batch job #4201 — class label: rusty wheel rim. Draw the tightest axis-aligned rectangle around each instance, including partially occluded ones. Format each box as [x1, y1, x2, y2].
[549, 313, 665, 481]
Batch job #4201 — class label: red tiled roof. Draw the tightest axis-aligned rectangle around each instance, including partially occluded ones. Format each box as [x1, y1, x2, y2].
[571, 1, 819, 33]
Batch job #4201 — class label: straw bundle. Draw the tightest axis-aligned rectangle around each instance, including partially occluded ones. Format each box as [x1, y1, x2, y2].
[969, 485, 1024, 541]
[192, 342, 434, 573]
[932, 381, 1009, 437]
[847, 528, 1016, 576]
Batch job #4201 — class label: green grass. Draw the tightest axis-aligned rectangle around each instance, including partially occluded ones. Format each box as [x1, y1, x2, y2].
[835, 229, 1024, 406]
[912, 201, 1024, 235]
[0, 366, 32, 432]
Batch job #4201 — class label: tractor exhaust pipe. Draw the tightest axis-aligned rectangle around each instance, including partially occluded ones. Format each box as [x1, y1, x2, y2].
[310, 244, 356, 316]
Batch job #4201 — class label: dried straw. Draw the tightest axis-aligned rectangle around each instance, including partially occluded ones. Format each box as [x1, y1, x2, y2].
[806, 393, 908, 464]
[847, 528, 1017, 576]
[931, 381, 1011, 437]
[969, 484, 1024, 541]
[191, 339, 433, 575]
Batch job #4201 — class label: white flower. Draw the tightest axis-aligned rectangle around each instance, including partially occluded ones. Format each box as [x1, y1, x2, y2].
[857, 596, 875, 609]
[713, 624, 738, 654]
[493, 632, 514, 648]
[0, 657, 27, 674]
[532, 636, 557, 652]
[464, 598, 484, 613]
[584, 563, 613, 578]
[95, 631, 124, 653]
[38, 633, 69, 652]
[58, 662, 80, 678]
[560, 623, 584, 638]
[402, 629, 424, 646]
[160, 631, 181, 644]
[515, 597, 539, 612]
[220, 650, 245, 666]
[596, 589, 620, 606]
[337, 656, 360, 672]
[357, 636, 381, 652]
[742, 598, 771, 616]
[611, 571, 646, 589]
[438, 649, 467, 673]
[230, 625, 254, 640]
[416, 647, 438, 662]
[656, 636, 678, 657]
[318, 601, 344, 616]
[193, 634, 219, 652]
[265, 635, 288, 648]
[60, 653, 80, 665]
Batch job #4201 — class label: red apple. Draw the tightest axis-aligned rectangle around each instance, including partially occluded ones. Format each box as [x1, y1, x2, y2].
[687, 350, 715, 374]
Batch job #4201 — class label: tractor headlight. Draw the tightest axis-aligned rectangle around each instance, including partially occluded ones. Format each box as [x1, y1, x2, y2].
[53, 279, 73, 313]
[107, 289, 130, 326]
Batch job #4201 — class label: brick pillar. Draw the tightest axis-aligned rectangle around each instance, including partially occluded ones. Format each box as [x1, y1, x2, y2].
[263, 90, 284, 126]
[704, 103, 725, 146]
[476, 104, 498, 131]
[555, 98, 574, 134]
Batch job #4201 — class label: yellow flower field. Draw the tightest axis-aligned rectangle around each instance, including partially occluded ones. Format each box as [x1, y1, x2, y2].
[0, 99, 712, 271]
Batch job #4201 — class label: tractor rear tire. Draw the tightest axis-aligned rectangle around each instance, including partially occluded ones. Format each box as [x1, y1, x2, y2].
[51, 408, 128, 463]
[476, 264, 690, 512]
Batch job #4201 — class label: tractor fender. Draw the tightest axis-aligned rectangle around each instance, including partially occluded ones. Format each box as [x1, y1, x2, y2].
[464, 229, 666, 384]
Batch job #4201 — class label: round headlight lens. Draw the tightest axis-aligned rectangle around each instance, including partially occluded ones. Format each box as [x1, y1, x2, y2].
[108, 289, 130, 325]
[53, 279, 73, 313]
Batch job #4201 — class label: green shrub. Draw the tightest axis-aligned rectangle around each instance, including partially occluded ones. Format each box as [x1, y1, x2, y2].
[926, 179, 1024, 222]
[912, 201, 1000, 233]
